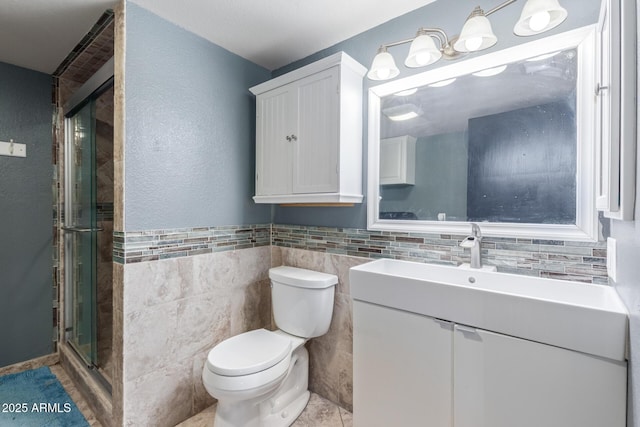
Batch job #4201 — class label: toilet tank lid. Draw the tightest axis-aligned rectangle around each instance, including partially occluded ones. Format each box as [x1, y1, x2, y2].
[269, 266, 338, 289]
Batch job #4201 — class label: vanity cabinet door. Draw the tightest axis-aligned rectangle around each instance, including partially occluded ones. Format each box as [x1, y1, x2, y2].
[353, 301, 453, 427]
[453, 326, 627, 427]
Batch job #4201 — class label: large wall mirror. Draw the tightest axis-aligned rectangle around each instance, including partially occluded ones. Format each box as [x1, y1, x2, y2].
[367, 26, 599, 241]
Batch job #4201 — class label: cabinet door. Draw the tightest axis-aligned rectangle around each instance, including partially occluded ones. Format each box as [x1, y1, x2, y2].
[453, 326, 627, 427]
[380, 136, 416, 185]
[292, 68, 340, 194]
[353, 301, 453, 427]
[255, 85, 293, 196]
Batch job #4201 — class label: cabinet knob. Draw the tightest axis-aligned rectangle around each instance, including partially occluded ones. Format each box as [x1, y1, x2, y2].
[596, 83, 609, 96]
[286, 134, 298, 142]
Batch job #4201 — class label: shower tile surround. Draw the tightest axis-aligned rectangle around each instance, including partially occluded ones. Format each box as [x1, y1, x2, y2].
[50, 10, 116, 427]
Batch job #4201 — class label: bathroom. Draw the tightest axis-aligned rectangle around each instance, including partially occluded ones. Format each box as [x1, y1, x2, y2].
[0, 0, 639, 426]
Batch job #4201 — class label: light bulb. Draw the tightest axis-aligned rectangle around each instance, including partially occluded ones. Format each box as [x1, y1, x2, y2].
[377, 68, 390, 80]
[465, 36, 483, 52]
[414, 52, 431, 66]
[529, 10, 551, 32]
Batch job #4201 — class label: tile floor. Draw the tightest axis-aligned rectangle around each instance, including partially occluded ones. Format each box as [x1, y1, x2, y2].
[50, 363, 352, 427]
[177, 393, 353, 427]
[50, 364, 103, 426]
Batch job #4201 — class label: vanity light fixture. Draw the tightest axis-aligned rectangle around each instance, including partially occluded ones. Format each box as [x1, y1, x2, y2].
[366, 0, 568, 81]
[453, 6, 498, 53]
[514, 0, 567, 36]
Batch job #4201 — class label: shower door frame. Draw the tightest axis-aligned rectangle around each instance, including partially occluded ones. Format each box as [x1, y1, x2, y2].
[63, 58, 114, 379]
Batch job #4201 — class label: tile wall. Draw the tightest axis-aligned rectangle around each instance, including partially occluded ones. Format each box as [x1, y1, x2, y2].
[118, 245, 272, 426]
[112, 221, 608, 422]
[272, 224, 608, 284]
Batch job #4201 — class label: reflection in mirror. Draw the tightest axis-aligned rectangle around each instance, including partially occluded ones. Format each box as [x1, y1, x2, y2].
[379, 49, 577, 224]
[368, 27, 598, 240]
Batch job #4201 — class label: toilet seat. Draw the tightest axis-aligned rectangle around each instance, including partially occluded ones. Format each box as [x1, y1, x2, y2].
[207, 329, 291, 376]
[203, 329, 294, 393]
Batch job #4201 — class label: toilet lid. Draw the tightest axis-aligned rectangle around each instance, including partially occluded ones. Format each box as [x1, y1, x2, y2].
[206, 329, 292, 376]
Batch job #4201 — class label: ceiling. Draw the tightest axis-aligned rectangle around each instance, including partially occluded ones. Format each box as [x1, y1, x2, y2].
[0, 0, 436, 75]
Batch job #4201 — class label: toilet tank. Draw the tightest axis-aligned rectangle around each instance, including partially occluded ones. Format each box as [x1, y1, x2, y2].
[269, 266, 338, 338]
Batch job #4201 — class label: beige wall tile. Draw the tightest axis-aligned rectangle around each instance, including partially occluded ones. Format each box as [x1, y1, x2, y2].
[121, 247, 272, 425]
[123, 302, 179, 382]
[123, 363, 193, 427]
[175, 292, 231, 361]
[123, 256, 194, 314]
[275, 248, 367, 411]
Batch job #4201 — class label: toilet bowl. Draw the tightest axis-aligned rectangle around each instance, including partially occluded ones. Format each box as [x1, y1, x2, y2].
[202, 266, 338, 427]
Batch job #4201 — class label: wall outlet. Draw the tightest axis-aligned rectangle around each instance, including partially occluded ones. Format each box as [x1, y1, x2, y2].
[606, 237, 617, 282]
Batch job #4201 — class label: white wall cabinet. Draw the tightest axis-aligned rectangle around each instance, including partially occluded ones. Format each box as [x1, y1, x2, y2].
[250, 52, 366, 204]
[595, 0, 636, 220]
[353, 300, 627, 427]
[379, 136, 416, 185]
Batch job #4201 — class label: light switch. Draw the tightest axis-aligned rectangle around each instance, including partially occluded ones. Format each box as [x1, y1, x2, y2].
[607, 237, 617, 282]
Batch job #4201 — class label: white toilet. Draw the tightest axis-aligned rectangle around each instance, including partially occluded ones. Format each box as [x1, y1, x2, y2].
[202, 265, 338, 427]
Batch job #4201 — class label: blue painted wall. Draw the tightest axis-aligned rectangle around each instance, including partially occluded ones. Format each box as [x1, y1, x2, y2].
[124, 2, 272, 231]
[272, 0, 601, 228]
[0, 61, 53, 367]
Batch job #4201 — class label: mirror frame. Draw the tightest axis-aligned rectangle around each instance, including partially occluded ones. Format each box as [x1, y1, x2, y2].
[367, 26, 599, 241]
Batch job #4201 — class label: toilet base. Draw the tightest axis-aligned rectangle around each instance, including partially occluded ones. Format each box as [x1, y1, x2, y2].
[213, 346, 310, 427]
[260, 390, 310, 427]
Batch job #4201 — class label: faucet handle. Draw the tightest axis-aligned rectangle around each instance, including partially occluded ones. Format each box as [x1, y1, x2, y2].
[459, 236, 476, 248]
[470, 223, 481, 238]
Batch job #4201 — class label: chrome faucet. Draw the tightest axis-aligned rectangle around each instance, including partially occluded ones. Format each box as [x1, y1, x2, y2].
[460, 223, 483, 269]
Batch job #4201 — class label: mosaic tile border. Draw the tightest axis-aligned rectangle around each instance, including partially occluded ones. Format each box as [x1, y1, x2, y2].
[271, 224, 608, 285]
[52, 10, 115, 78]
[113, 222, 608, 284]
[114, 224, 271, 264]
[96, 202, 114, 222]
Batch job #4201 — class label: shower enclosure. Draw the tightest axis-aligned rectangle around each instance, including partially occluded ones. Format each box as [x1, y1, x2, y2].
[63, 61, 114, 387]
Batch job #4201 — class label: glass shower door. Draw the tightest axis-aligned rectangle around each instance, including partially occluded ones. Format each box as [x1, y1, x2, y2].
[64, 100, 98, 366]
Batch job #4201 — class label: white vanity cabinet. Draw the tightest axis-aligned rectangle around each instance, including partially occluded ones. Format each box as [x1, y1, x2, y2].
[379, 136, 416, 185]
[453, 325, 626, 427]
[250, 52, 367, 204]
[354, 300, 627, 427]
[351, 259, 628, 427]
[353, 301, 453, 427]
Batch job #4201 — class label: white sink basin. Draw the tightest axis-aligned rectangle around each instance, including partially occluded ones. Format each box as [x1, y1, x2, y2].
[350, 259, 628, 361]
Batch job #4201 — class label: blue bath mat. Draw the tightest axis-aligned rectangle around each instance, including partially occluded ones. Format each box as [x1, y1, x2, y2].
[0, 366, 89, 426]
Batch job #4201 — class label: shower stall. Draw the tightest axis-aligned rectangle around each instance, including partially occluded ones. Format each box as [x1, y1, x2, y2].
[63, 60, 114, 388]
